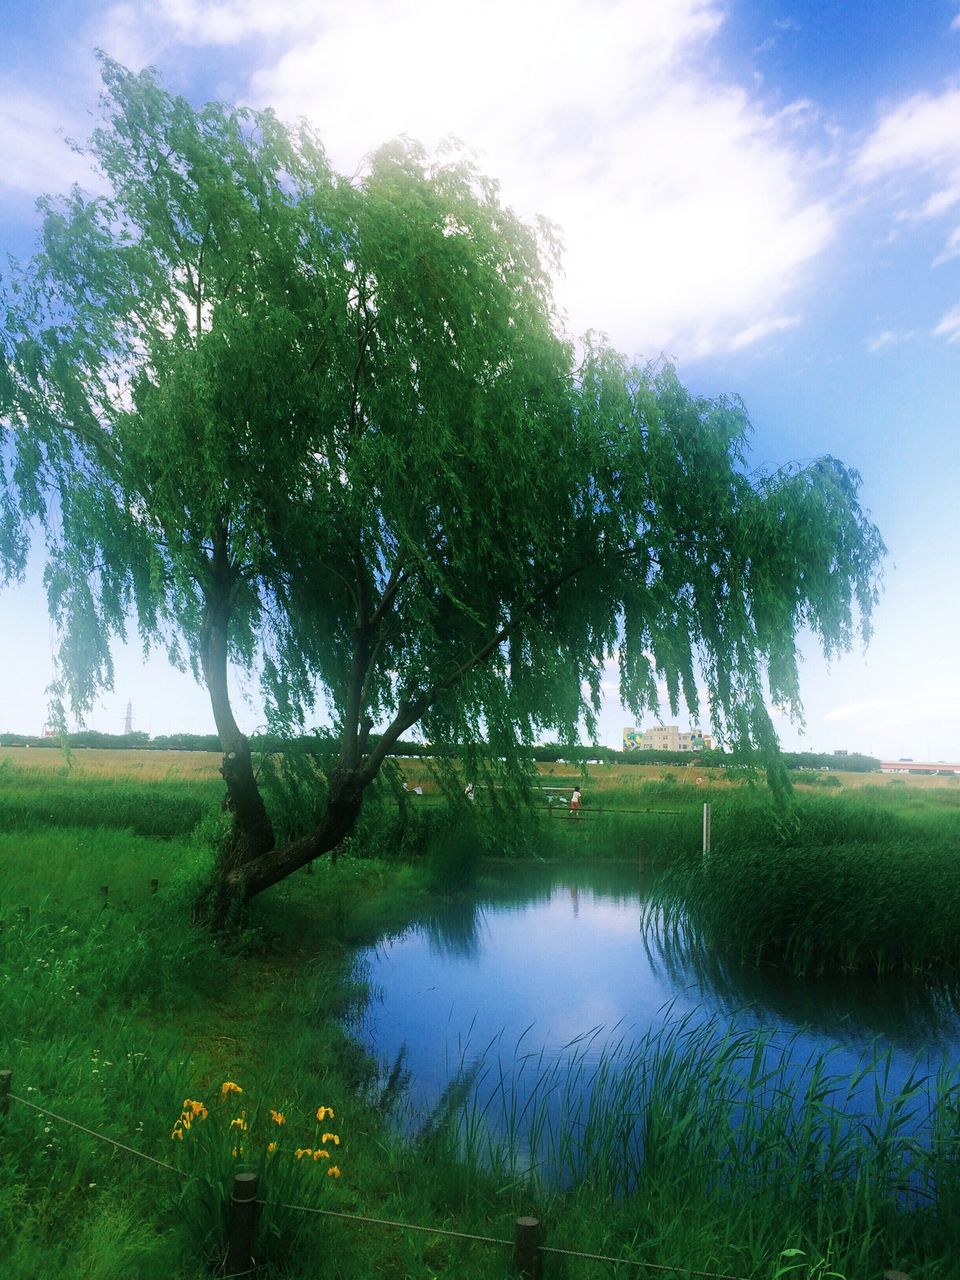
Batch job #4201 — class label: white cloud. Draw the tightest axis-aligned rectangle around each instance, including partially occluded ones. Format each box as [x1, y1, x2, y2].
[932, 305, 960, 343]
[933, 223, 960, 265]
[153, 0, 328, 43]
[855, 85, 960, 266]
[2, 0, 839, 357]
[856, 89, 960, 181]
[865, 328, 912, 353]
[231, 0, 834, 358]
[728, 315, 800, 351]
[0, 80, 98, 201]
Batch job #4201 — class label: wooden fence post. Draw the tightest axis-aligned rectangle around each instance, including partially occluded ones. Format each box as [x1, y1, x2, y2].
[225, 1171, 259, 1276]
[514, 1216, 541, 1278]
[702, 803, 711, 857]
[0, 1070, 10, 1116]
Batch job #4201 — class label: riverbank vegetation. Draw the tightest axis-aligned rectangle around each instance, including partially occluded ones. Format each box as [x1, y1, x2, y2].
[645, 787, 960, 979]
[2, 754, 960, 1276]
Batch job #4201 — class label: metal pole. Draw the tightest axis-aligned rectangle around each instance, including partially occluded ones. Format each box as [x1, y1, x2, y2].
[702, 803, 711, 857]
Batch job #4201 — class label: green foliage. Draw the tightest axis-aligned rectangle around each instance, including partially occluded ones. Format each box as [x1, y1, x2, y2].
[4, 770, 960, 1276]
[445, 1012, 960, 1277]
[2, 59, 885, 885]
[649, 792, 960, 976]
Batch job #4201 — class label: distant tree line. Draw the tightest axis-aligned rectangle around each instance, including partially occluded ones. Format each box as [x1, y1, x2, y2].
[0, 731, 881, 772]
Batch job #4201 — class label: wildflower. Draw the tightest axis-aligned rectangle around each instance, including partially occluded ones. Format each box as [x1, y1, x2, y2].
[321, 1133, 340, 1146]
[295, 1148, 313, 1160]
[270, 1109, 286, 1126]
[179, 1112, 192, 1130]
[183, 1099, 208, 1119]
[231, 1145, 242, 1158]
[327, 1166, 341, 1178]
[314, 1149, 330, 1160]
[171, 1125, 185, 1141]
[230, 1116, 247, 1131]
[316, 1106, 335, 1122]
[267, 1142, 278, 1154]
[220, 1081, 243, 1100]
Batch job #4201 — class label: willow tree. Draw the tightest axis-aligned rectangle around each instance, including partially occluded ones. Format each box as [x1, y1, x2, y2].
[1, 60, 884, 922]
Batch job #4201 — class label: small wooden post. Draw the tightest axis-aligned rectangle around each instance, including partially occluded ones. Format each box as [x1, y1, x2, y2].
[514, 1216, 541, 1279]
[0, 1070, 11, 1116]
[149, 878, 159, 894]
[225, 1171, 259, 1276]
[99, 885, 109, 907]
[702, 803, 712, 857]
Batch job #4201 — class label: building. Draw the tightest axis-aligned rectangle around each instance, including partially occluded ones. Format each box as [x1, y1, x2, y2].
[623, 725, 712, 752]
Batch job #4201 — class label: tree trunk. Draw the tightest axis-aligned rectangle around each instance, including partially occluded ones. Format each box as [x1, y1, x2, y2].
[194, 545, 276, 925]
[198, 767, 366, 926]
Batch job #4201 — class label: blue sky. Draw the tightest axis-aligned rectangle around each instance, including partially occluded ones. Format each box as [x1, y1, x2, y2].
[1, 0, 958, 759]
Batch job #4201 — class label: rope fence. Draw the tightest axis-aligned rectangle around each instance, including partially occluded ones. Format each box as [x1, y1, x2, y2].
[0, 1067, 915, 1280]
[0, 1067, 817, 1280]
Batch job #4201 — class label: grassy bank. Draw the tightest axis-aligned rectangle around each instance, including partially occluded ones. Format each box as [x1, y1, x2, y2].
[3, 751, 960, 1276]
[648, 790, 960, 978]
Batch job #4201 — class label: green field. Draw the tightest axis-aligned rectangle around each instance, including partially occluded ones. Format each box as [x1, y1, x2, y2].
[2, 750, 960, 1278]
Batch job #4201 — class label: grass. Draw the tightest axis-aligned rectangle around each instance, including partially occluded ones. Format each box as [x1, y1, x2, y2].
[649, 791, 960, 977]
[449, 1011, 960, 1278]
[3, 748, 960, 1276]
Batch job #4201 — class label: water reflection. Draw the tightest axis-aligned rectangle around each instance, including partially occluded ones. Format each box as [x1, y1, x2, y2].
[356, 861, 960, 1132]
[642, 907, 960, 1053]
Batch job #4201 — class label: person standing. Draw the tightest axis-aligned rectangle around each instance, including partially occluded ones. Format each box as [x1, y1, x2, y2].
[570, 786, 582, 817]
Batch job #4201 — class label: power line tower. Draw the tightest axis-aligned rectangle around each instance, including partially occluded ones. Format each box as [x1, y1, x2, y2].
[124, 701, 133, 735]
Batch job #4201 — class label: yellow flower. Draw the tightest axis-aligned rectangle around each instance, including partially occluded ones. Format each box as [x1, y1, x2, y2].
[231, 1145, 243, 1158]
[179, 1112, 192, 1130]
[230, 1116, 247, 1131]
[267, 1142, 278, 1154]
[315, 1149, 330, 1160]
[183, 1099, 208, 1119]
[327, 1166, 341, 1178]
[316, 1106, 334, 1122]
[270, 1110, 286, 1126]
[171, 1125, 185, 1140]
[321, 1132, 340, 1146]
[295, 1148, 313, 1161]
[220, 1081, 243, 1100]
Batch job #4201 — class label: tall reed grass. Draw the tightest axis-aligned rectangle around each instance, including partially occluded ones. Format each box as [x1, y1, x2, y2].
[6, 757, 960, 1275]
[648, 793, 960, 977]
[434, 1010, 960, 1278]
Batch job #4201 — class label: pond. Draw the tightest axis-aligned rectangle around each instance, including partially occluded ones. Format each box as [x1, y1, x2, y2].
[354, 862, 960, 1182]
